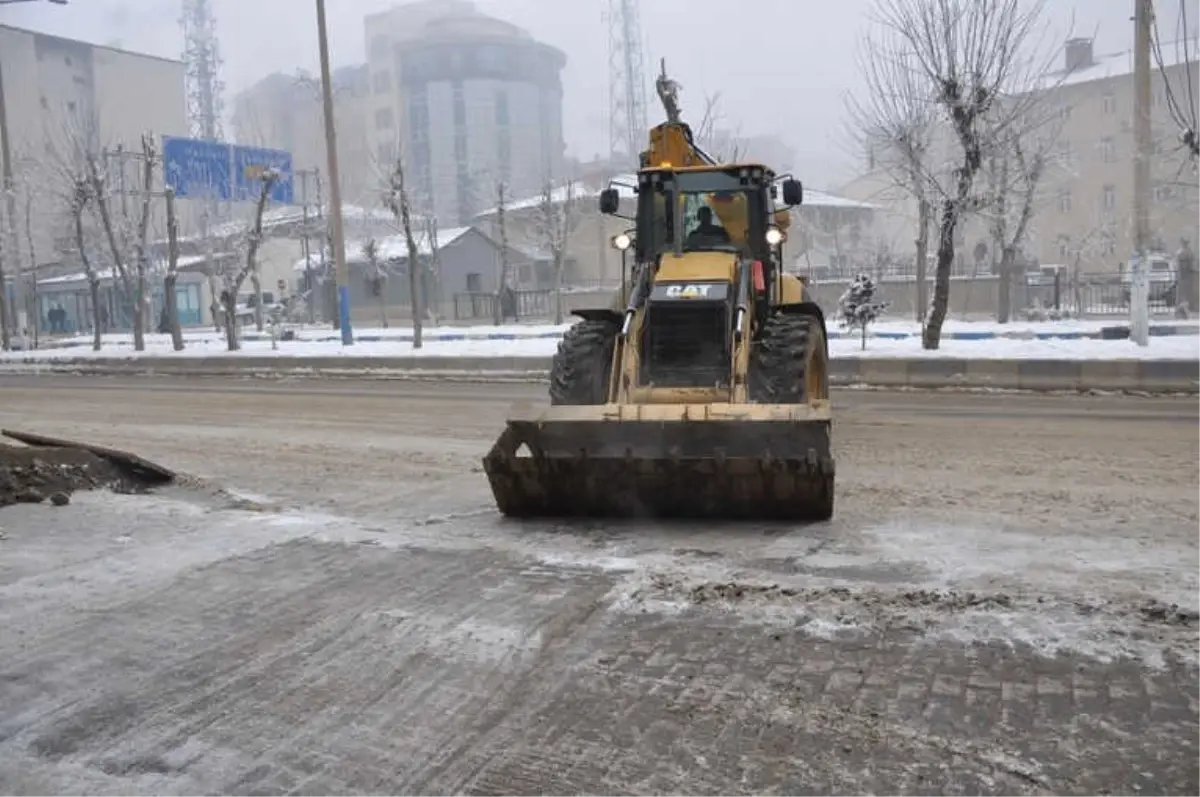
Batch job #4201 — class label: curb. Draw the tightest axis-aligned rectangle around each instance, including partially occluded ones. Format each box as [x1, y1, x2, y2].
[26, 322, 1199, 353]
[2, 355, 1196, 393]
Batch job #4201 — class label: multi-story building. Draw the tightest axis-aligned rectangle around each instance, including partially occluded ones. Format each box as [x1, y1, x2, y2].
[840, 36, 1199, 276]
[0, 23, 188, 270]
[1033, 37, 1199, 270]
[364, 0, 567, 226]
[229, 65, 374, 207]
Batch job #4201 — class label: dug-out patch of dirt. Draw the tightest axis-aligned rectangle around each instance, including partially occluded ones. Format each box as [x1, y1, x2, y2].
[0, 443, 152, 508]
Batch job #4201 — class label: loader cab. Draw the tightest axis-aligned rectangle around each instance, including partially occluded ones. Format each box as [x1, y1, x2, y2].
[598, 166, 801, 265]
[595, 166, 803, 390]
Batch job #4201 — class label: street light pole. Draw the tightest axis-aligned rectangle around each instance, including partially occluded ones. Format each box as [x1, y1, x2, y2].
[315, 0, 353, 345]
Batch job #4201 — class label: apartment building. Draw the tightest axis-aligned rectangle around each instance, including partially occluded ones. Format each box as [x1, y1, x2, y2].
[1034, 37, 1199, 270]
[229, 65, 374, 207]
[365, 0, 567, 226]
[0, 23, 187, 270]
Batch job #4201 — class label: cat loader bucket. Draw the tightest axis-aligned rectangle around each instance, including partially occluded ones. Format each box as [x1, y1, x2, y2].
[483, 402, 835, 521]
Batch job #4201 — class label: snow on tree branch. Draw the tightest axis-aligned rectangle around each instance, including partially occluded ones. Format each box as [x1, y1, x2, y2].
[838, 273, 890, 350]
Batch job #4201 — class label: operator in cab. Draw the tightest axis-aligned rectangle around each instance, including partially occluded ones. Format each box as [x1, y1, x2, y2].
[685, 205, 731, 249]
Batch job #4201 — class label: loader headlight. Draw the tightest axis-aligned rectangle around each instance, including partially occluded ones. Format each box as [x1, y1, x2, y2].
[765, 227, 783, 246]
[613, 233, 632, 251]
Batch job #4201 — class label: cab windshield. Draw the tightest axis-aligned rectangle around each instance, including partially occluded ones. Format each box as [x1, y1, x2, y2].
[636, 169, 769, 258]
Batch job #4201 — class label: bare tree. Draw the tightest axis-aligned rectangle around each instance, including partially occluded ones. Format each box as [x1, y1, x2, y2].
[17, 167, 42, 347]
[532, 178, 579, 324]
[694, 92, 744, 162]
[163, 186, 185, 351]
[219, 170, 279, 351]
[1152, 0, 1199, 162]
[68, 178, 103, 352]
[83, 133, 158, 351]
[872, 0, 1056, 349]
[361, 237, 389, 328]
[984, 134, 1050, 322]
[846, 29, 938, 322]
[422, 214, 442, 325]
[382, 156, 423, 349]
[492, 180, 510, 326]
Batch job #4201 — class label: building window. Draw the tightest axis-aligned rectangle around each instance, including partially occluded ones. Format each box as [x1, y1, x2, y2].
[64, 56, 72, 67]
[1099, 137, 1116, 163]
[1057, 236, 1071, 259]
[466, 272, 482, 292]
[1102, 184, 1116, 211]
[1056, 140, 1073, 169]
[1058, 103, 1072, 120]
[375, 107, 394, 130]
[66, 100, 76, 112]
[1057, 190, 1072, 213]
[1102, 91, 1116, 113]
[1154, 184, 1175, 202]
[372, 71, 391, 94]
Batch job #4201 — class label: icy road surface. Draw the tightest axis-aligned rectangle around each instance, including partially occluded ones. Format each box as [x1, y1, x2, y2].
[0, 375, 1196, 795]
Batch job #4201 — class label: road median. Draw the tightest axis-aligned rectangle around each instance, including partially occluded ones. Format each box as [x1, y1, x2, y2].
[2, 354, 1196, 393]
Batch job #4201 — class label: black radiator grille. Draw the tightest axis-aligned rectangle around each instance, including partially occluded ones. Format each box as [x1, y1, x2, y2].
[640, 303, 730, 388]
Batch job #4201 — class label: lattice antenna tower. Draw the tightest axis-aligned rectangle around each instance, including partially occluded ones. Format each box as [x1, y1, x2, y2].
[181, 0, 225, 142]
[605, 0, 648, 160]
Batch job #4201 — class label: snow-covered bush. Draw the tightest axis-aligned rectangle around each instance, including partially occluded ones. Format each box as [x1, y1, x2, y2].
[838, 274, 889, 350]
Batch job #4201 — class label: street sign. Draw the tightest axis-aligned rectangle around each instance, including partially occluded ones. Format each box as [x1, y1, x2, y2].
[162, 136, 295, 206]
[233, 145, 294, 205]
[162, 135, 232, 201]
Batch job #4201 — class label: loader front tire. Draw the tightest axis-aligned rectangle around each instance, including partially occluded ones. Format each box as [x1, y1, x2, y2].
[550, 318, 619, 405]
[748, 312, 829, 404]
[749, 312, 834, 521]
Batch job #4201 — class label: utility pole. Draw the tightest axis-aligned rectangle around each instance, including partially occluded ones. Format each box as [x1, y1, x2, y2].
[315, 0, 353, 345]
[1130, 0, 1153, 346]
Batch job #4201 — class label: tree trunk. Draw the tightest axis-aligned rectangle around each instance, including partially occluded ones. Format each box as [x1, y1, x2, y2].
[164, 274, 184, 351]
[997, 245, 1016, 323]
[922, 200, 959, 350]
[132, 272, 147, 351]
[0, 258, 10, 351]
[914, 198, 930, 323]
[861, 322, 867, 351]
[408, 262, 423, 349]
[378, 282, 388, 329]
[224, 291, 239, 351]
[251, 270, 265, 332]
[554, 259, 564, 325]
[208, 275, 221, 332]
[89, 279, 102, 352]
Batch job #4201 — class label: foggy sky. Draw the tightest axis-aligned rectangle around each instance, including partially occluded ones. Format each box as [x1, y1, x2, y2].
[1, 0, 1149, 189]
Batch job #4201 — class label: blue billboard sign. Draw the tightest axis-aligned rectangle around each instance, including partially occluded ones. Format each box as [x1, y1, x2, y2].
[233, 145, 294, 205]
[162, 136, 294, 206]
[162, 135, 232, 201]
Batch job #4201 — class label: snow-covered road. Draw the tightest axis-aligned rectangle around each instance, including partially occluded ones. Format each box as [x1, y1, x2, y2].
[0, 375, 1195, 795]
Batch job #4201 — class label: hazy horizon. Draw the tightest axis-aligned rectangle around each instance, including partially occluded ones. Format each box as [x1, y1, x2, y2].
[1, 0, 1155, 190]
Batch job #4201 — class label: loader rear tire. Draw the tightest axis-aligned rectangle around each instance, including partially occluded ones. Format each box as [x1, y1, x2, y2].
[550, 318, 619, 405]
[748, 312, 829, 404]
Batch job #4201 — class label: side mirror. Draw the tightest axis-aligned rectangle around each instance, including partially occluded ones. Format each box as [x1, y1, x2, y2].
[599, 187, 620, 215]
[781, 178, 803, 207]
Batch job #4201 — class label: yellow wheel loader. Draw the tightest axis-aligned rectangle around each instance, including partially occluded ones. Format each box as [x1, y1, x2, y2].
[483, 66, 834, 521]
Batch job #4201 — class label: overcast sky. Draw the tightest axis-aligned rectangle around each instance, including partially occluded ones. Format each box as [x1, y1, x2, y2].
[0, 0, 1157, 189]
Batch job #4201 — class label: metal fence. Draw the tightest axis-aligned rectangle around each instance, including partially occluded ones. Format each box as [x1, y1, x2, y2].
[1023, 272, 1179, 317]
[452, 290, 551, 322]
